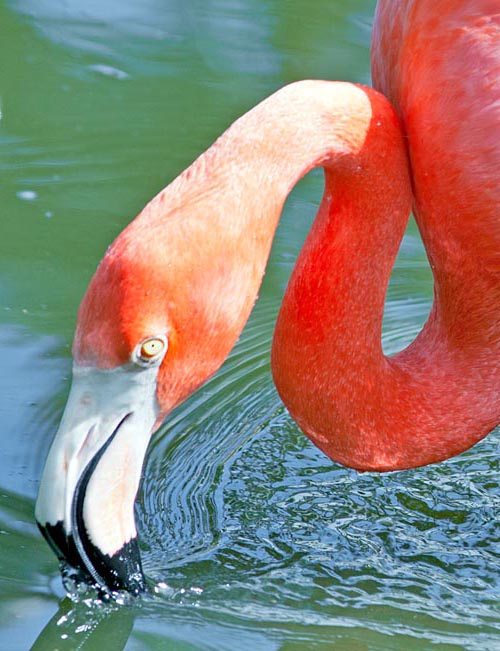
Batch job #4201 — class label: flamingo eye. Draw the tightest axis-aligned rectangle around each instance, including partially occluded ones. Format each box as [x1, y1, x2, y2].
[134, 336, 168, 365]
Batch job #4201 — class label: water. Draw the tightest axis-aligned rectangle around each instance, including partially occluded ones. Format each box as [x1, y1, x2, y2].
[1, 0, 499, 649]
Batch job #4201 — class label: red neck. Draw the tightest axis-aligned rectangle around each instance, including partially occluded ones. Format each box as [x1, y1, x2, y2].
[271, 119, 500, 470]
[271, 159, 498, 470]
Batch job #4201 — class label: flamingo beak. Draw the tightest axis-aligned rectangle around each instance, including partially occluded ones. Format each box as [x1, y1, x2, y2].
[35, 363, 160, 596]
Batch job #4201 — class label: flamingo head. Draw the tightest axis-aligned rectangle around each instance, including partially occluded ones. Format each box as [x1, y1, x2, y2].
[35, 196, 245, 595]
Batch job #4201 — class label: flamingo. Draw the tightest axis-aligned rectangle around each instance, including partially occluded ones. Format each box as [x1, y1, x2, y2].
[36, 0, 500, 595]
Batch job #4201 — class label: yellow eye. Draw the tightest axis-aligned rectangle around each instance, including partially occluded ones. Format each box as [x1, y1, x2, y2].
[139, 337, 166, 361]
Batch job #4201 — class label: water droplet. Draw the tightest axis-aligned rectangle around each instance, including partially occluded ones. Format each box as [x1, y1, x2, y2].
[89, 64, 129, 80]
[190, 586, 203, 594]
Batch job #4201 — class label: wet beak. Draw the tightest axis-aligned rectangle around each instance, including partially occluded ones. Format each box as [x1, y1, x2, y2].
[35, 364, 160, 596]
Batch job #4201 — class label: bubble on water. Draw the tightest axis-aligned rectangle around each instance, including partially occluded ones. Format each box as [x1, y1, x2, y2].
[17, 190, 38, 201]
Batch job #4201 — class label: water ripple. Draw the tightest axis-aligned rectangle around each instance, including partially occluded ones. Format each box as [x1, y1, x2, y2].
[134, 289, 500, 649]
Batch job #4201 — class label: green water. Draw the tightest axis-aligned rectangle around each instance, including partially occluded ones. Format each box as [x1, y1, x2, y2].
[1, 0, 499, 649]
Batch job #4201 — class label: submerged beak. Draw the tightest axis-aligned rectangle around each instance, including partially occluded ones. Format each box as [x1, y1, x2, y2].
[35, 364, 160, 595]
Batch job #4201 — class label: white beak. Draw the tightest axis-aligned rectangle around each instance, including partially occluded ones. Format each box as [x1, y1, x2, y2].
[35, 363, 160, 594]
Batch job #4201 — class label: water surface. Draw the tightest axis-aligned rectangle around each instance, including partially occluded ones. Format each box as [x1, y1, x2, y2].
[1, 1, 499, 649]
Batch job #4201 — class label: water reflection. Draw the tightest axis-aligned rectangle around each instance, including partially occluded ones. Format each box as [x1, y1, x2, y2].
[31, 598, 134, 651]
[0, 484, 134, 651]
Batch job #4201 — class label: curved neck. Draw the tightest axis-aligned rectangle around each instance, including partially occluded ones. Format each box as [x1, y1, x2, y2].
[265, 83, 500, 471]
[142, 82, 419, 465]
[122, 81, 411, 416]
[122, 80, 498, 471]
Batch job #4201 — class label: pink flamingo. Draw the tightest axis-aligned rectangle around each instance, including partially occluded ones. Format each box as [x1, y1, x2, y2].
[36, 0, 500, 594]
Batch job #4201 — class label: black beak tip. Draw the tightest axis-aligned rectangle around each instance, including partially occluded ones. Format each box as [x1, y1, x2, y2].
[37, 520, 147, 598]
